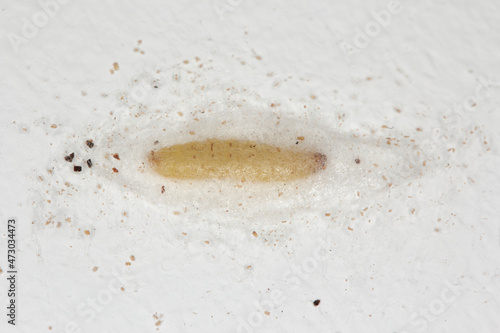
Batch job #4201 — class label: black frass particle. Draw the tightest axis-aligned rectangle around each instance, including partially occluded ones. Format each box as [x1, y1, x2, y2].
[87, 159, 92, 168]
[65, 152, 75, 162]
[74, 166, 82, 172]
[86, 140, 94, 148]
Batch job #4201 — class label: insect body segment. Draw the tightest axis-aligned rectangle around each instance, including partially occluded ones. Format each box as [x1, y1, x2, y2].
[149, 139, 326, 182]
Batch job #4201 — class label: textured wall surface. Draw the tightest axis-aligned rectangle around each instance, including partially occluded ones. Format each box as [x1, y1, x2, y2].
[1, 1, 500, 332]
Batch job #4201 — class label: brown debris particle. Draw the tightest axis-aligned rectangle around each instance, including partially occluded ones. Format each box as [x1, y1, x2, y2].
[161, 186, 165, 194]
[112, 167, 119, 173]
[113, 62, 119, 71]
[297, 136, 305, 141]
[65, 153, 75, 162]
[355, 158, 360, 164]
[84, 230, 90, 235]
[313, 299, 321, 306]
[252, 231, 258, 237]
[92, 266, 98, 272]
[113, 153, 120, 160]
[86, 140, 94, 148]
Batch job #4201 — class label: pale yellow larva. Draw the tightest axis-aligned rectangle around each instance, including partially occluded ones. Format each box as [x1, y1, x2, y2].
[149, 138, 327, 182]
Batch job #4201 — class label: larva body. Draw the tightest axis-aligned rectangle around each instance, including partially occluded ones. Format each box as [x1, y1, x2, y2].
[149, 139, 327, 182]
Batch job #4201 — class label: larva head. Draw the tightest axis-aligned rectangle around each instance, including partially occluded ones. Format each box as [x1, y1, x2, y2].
[313, 153, 327, 172]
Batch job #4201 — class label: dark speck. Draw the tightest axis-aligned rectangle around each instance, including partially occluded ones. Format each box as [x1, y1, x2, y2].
[86, 140, 94, 148]
[355, 158, 360, 164]
[87, 159, 92, 168]
[74, 166, 82, 172]
[296, 141, 299, 145]
[313, 299, 320, 306]
[65, 152, 75, 162]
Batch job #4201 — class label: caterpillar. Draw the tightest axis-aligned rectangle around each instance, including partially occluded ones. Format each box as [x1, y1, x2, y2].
[149, 139, 327, 182]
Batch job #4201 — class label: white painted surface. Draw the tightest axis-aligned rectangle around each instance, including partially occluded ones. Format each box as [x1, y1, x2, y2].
[1, 1, 499, 332]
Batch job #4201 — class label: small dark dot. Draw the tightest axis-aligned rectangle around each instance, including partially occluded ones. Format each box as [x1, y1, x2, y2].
[74, 166, 82, 172]
[313, 299, 320, 306]
[153, 85, 158, 89]
[355, 158, 360, 164]
[154, 140, 159, 145]
[87, 159, 92, 168]
[296, 141, 299, 145]
[86, 140, 94, 148]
